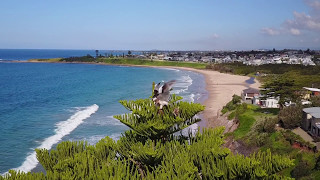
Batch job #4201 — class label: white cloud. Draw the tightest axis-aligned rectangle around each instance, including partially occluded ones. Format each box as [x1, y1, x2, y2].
[260, 28, 280, 35]
[284, 1, 320, 33]
[290, 28, 301, 35]
[262, 0, 320, 36]
[305, 0, 320, 10]
[284, 11, 320, 32]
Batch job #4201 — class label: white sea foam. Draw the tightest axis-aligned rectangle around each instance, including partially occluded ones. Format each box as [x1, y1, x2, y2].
[188, 94, 195, 103]
[172, 75, 193, 94]
[108, 133, 122, 141]
[161, 67, 180, 72]
[81, 133, 122, 145]
[68, 132, 122, 147]
[7, 104, 99, 174]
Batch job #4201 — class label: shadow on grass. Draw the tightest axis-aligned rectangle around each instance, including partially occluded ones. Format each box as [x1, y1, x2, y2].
[253, 108, 279, 115]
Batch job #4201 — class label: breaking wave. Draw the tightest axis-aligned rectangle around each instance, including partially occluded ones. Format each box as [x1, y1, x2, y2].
[8, 104, 99, 174]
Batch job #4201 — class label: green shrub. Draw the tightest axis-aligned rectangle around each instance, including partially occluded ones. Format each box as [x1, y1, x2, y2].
[257, 117, 278, 133]
[221, 95, 242, 114]
[228, 111, 236, 120]
[235, 103, 248, 116]
[311, 96, 320, 107]
[247, 117, 278, 146]
[291, 160, 313, 179]
[315, 152, 320, 170]
[278, 105, 303, 129]
[281, 130, 315, 149]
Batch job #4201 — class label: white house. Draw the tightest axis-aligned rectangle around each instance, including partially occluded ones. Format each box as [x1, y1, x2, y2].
[253, 96, 280, 108]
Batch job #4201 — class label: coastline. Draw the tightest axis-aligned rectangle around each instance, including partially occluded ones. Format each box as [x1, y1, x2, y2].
[11, 60, 261, 130]
[168, 67, 261, 130]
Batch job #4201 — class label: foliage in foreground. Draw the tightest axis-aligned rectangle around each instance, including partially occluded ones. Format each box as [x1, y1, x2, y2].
[2, 92, 294, 179]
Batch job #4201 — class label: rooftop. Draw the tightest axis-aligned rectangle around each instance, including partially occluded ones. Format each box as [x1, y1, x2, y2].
[303, 107, 320, 118]
[303, 87, 320, 92]
[243, 88, 260, 94]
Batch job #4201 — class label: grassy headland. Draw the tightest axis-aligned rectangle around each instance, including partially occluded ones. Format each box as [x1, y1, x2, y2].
[28, 56, 208, 69]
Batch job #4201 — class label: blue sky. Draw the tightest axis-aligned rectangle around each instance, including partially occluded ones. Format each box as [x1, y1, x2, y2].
[1, 0, 319, 50]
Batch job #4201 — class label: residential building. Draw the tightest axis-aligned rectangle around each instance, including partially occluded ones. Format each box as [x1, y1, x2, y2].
[253, 96, 280, 108]
[302, 107, 320, 137]
[303, 87, 320, 100]
[241, 88, 260, 104]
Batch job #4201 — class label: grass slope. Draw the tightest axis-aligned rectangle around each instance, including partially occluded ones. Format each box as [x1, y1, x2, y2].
[101, 58, 207, 69]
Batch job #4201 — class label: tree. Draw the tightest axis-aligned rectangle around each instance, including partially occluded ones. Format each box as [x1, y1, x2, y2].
[278, 105, 303, 129]
[128, 50, 132, 56]
[311, 96, 320, 107]
[95, 50, 99, 58]
[291, 160, 312, 179]
[1, 84, 294, 179]
[261, 75, 298, 106]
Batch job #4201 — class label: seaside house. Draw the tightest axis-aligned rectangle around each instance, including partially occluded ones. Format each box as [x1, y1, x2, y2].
[302, 87, 320, 100]
[262, 97, 280, 108]
[248, 88, 280, 108]
[241, 88, 260, 104]
[302, 107, 320, 137]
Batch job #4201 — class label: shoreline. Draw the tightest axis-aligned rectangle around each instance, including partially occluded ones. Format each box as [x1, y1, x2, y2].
[167, 67, 261, 130]
[8, 60, 261, 130]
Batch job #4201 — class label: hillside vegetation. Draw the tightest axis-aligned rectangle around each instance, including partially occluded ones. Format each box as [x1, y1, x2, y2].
[222, 95, 320, 179]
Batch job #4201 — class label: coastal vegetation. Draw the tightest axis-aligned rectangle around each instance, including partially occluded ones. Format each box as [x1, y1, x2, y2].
[101, 58, 207, 69]
[30, 56, 208, 69]
[1, 87, 293, 179]
[206, 63, 320, 89]
[222, 95, 320, 179]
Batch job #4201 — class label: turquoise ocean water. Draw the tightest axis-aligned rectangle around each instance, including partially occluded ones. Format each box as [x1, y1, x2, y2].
[0, 50, 207, 174]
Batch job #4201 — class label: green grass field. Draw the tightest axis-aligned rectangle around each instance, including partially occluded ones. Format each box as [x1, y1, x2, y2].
[29, 57, 208, 69]
[100, 58, 207, 69]
[232, 104, 278, 139]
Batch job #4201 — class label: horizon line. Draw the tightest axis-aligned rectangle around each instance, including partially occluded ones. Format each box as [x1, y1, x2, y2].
[1, 48, 319, 51]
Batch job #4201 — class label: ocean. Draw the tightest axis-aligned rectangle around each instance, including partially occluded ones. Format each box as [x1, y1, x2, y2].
[0, 49, 141, 61]
[0, 49, 207, 174]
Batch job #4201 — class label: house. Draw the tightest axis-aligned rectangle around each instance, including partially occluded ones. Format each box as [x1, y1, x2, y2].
[253, 96, 280, 108]
[163, 56, 173, 61]
[201, 56, 214, 63]
[262, 97, 280, 108]
[302, 107, 320, 137]
[241, 88, 260, 104]
[303, 87, 320, 100]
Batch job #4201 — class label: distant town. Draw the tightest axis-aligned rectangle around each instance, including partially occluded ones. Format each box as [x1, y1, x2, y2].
[102, 49, 320, 66]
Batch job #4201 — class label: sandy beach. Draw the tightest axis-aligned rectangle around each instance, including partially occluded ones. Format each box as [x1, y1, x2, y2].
[172, 67, 261, 131]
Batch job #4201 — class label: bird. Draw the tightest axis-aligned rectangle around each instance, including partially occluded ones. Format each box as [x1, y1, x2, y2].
[152, 80, 176, 109]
